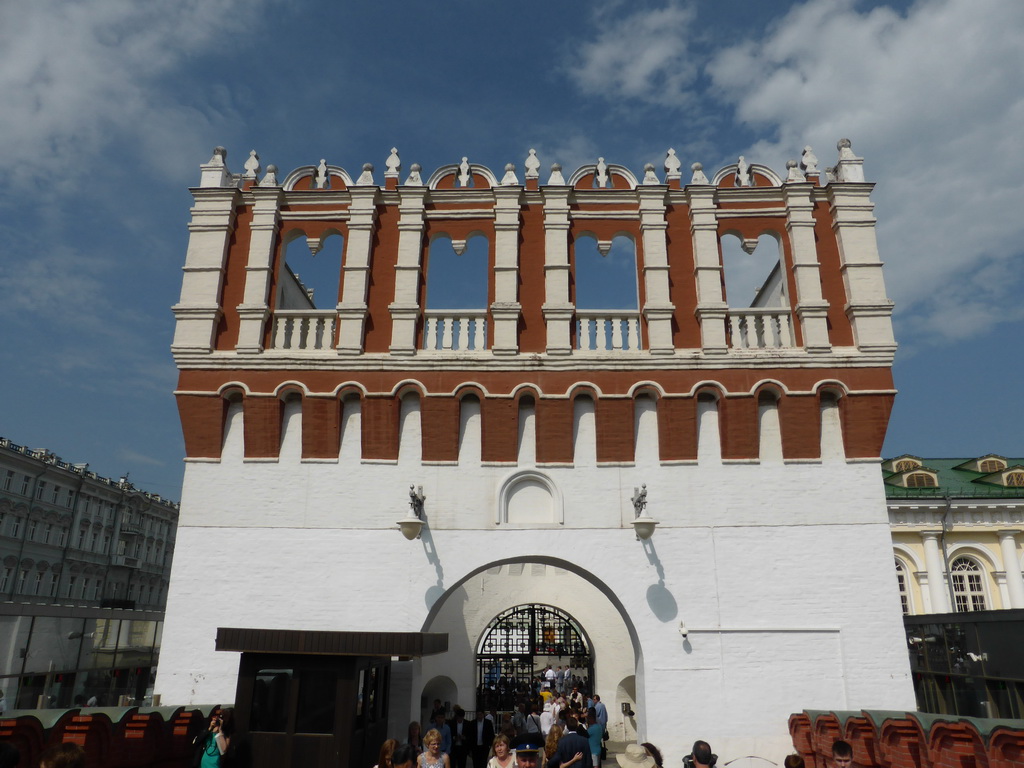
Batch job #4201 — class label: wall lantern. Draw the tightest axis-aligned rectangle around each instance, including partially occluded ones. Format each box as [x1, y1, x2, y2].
[397, 484, 426, 540]
[631, 483, 659, 540]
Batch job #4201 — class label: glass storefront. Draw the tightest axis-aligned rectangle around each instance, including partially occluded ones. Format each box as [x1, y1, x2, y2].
[0, 613, 161, 709]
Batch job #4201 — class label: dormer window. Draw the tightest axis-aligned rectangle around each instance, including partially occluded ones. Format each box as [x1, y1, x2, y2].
[906, 472, 937, 488]
[894, 458, 921, 472]
[1006, 471, 1024, 487]
[979, 458, 1006, 473]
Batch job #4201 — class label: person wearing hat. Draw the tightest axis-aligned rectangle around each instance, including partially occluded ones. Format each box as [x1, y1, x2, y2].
[512, 733, 546, 768]
[615, 745, 655, 768]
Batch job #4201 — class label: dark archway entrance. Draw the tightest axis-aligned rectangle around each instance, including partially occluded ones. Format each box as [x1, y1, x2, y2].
[475, 604, 593, 712]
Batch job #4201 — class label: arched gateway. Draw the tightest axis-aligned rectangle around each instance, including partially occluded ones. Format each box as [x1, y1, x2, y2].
[476, 604, 593, 711]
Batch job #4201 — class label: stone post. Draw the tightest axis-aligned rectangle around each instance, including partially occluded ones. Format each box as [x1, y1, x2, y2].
[637, 185, 675, 355]
[337, 186, 380, 355]
[491, 185, 523, 355]
[236, 187, 284, 354]
[686, 185, 727, 353]
[783, 183, 831, 353]
[541, 185, 573, 355]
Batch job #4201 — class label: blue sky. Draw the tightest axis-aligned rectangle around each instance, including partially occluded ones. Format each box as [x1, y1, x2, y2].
[1, 0, 1022, 500]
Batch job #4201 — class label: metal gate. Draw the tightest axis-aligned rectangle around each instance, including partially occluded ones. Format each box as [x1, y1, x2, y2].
[475, 604, 592, 711]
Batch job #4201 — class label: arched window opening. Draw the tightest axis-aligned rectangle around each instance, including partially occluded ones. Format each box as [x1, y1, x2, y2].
[696, 393, 721, 464]
[633, 395, 658, 467]
[273, 233, 343, 351]
[573, 235, 641, 351]
[819, 392, 845, 461]
[1006, 471, 1024, 487]
[424, 235, 489, 351]
[979, 459, 1006, 473]
[907, 472, 937, 488]
[895, 558, 911, 615]
[222, 395, 244, 461]
[398, 394, 422, 466]
[517, 397, 536, 466]
[720, 233, 793, 349]
[459, 395, 482, 465]
[475, 604, 593, 712]
[279, 393, 303, 458]
[278, 233, 344, 310]
[950, 557, 987, 612]
[572, 396, 596, 467]
[339, 395, 362, 462]
[757, 391, 782, 464]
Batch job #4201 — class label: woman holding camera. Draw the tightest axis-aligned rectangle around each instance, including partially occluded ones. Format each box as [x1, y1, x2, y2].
[199, 708, 235, 767]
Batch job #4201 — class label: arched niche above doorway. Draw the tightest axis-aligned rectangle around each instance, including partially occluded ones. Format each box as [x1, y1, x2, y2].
[497, 471, 562, 526]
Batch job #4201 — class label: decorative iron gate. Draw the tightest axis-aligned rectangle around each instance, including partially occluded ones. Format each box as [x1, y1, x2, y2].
[475, 604, 592, 712]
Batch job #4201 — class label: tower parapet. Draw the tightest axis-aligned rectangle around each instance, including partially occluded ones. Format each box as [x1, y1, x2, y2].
[171, 142, 897, 465]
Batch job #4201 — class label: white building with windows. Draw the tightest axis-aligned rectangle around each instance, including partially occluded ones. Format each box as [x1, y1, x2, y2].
[0, 436, 179, 708]
[157, 141, 916, 764]
[886, 455, 1024, 615]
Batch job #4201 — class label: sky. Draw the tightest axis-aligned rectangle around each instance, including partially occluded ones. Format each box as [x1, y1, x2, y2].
[1, 0, 1022, 501]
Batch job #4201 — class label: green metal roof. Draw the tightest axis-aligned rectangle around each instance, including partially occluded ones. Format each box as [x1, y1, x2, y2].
[883, 457, 1024, 500]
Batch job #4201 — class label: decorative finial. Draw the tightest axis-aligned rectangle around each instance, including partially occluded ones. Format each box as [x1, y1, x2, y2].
[800, 146, 819, 175]
[664, 148, 681, 179]
[547, 163, 565, 185]
[501, 162, 518, 186]
[736, 156, 751, 187]
[243, 150, 261, 179]
[690, 162, 709, 185]
[834, 139, 864, 182]
[642, 163, 659, 185]
[315, 159, 329, 189]
[385, 148, 401, 178]
[356, 163, 375, 186]
[405, 162, 423, 186]
[259, 164, 278, 187]
[210, 147, 227, 165]
[837, 138, 855, 159]
[785, 159, 805, 183]
[458, 157, 471, 187]
[525, 148, 540, 179]
[596, 157, 608, 188]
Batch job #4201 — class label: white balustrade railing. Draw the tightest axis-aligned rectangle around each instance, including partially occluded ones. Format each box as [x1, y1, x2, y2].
[422, 310, 488, 351]
[575, 311, 643, 352]
[271, 310, 337, 351]
[726, 308, 794, 349]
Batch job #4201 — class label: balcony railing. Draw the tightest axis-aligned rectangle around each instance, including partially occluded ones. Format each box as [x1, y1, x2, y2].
[271, 310, 337, 351]
[422, 310, 488, 352]
[726, 308, 794, 349]
[575, 311, 642, 352]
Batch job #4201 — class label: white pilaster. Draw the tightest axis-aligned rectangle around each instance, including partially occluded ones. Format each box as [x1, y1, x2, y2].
[997, 530, 1024, 608]
[236, 188, 284, 354]
[387, 186, 428, 355]
[826, 184, 896, 354]
[491, 186, 522, 355]
[782, 183, 831, 353]
[686, 186, 727, 354]
[541, 186, 573, 355]
[637, 186, 675, 355]
[337, 187, 380, 355]
[921, 531, 951, 613]
[171, 187, 241, 354]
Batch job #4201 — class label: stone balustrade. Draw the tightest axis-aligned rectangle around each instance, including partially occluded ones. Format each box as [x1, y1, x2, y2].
[421, 310, 489, 351]
[270, 310, 337, 351]
[575, 311, 643, 352]
[727, 308, 795, 350]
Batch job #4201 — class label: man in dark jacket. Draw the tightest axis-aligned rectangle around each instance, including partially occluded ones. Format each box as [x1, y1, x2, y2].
[469, 709, 496, 768]
[546, 715, 591, 768]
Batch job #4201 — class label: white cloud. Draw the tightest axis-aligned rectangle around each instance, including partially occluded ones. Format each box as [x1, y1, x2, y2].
[704, 0, 1024, 344]
[564, 2, 699, 106]
[0, 0, 266, 195]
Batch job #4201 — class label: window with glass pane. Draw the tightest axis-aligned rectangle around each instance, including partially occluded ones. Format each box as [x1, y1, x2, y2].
[251, 669, 293, 732]
[296, 669, 336, 733]
[951, 558, 987, 611]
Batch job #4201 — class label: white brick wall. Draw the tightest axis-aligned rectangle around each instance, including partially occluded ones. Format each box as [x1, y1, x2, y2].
[156, 456, 915, 764]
